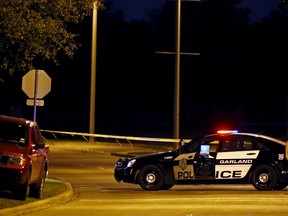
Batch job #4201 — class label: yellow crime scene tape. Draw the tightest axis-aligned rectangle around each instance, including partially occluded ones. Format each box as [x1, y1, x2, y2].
[41, 129, 191, 143]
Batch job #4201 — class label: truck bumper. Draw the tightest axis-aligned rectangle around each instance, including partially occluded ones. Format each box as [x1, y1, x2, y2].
[0, 167, 28, 191]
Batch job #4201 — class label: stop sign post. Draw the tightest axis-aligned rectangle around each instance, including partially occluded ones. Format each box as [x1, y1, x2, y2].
[22, 69, 51, 121]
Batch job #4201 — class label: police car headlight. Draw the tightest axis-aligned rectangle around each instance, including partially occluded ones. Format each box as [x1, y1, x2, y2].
[127, 159, 136, 168]
[0, 154, 25, 166]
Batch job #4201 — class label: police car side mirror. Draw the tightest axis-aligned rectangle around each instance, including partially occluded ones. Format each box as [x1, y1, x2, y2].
[180, 139, 185, 146]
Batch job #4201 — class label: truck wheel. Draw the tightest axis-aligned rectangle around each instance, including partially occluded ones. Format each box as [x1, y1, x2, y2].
[138, 165, 163, 190]
[29, 169, 46, 199]
[251, 165, 278, 190]
[16, 172, 30, 200]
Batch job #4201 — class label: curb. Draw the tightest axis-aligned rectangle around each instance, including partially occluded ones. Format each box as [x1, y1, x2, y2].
[0, 180, 75, 216]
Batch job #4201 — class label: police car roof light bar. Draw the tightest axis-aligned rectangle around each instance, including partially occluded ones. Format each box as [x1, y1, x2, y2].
[217, 130, 238, 134]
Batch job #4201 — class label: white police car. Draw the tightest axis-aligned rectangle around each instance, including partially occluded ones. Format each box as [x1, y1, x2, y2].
[114, 131, 288, 191]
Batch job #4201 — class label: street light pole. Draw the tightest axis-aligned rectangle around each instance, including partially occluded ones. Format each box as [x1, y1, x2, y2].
[174, 0, 181, 139]
[89, 1, 98, 142]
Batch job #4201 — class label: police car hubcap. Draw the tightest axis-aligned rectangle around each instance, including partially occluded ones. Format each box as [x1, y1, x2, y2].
[146, 173, 156, 183]
[259, 173, 269, 183]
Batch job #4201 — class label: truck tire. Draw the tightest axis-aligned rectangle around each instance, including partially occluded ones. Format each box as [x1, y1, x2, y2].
[16, 171, 30, 200]
[251, 164, 278, 190]
[138, 165, 163, 190]
[29, 168, 46, 199]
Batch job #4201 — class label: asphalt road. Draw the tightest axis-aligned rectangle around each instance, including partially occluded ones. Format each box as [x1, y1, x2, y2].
[5, 140, 288, 216]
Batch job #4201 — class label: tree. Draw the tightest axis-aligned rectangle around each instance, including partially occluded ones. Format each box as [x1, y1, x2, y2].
[0, 0, 104, 76]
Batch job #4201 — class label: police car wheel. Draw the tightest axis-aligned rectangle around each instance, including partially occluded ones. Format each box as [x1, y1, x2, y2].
[138, 165, 164, 190]
[251, 165, 278, 190]
[160, 184, 174, 190]
[273, 183, 288, 190]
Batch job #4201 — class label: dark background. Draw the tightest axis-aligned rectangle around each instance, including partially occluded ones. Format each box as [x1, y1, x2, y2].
[1, 0, 288, 139]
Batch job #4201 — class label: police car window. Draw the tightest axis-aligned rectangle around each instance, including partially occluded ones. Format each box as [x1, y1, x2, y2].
[243, 140, 253, 150]
[200, 139, 219, 154]
[221, 137, 259, 151]
[184, 137, 202, 153]
[255, 141, 269, 150]
[208, 140, 219, 153]
[221, 139, 241, 151]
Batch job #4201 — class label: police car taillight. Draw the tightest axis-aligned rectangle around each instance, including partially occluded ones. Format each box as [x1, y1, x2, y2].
[217, 130, 238, 134]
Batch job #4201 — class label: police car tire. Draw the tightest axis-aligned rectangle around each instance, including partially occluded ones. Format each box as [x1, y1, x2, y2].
[251, 164, 278, 190]
[273, 183, 288, 190]
[138, 165, 164, 190]
[160, 184, 174, 190]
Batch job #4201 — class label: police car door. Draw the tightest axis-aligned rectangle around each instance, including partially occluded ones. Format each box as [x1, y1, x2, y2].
[215, 137, 259, 180]
[173, 152, 198, 180]
[173, 138, 201, 181]
[173, 138, 217, 181]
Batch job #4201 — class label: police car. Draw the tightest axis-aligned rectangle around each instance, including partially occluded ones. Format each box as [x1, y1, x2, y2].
[114, 130, 288, 191]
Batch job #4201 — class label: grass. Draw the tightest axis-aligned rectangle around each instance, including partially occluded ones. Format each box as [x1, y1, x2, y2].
[0, 178, 68, 209]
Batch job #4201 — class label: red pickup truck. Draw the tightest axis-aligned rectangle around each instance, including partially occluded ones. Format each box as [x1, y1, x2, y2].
[0, 115, 50, 200]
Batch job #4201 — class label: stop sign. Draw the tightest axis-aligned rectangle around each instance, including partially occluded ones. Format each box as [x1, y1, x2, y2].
[22, 69, 51, 99]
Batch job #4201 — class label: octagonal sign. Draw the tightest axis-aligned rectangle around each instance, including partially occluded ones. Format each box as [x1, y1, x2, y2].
[22, 69, 51, 99]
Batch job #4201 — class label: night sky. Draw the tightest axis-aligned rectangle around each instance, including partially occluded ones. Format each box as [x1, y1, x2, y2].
[109, 0, 278, 22]
[1, 0, 288, 139]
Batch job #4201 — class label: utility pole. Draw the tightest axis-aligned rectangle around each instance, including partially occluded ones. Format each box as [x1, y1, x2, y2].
[174, 0, 181, 139]
[156, 0, 200, 140]
[89, 1, 98, 142]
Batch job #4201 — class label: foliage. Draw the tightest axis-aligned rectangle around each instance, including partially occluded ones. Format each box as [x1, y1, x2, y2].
[0, 0, 104, 76]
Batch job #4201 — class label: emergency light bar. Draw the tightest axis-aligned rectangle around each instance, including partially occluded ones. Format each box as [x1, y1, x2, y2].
[217, 130, 238, 134]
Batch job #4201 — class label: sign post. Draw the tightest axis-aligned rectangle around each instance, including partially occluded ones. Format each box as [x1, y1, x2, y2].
[22, 69, 51, 121]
